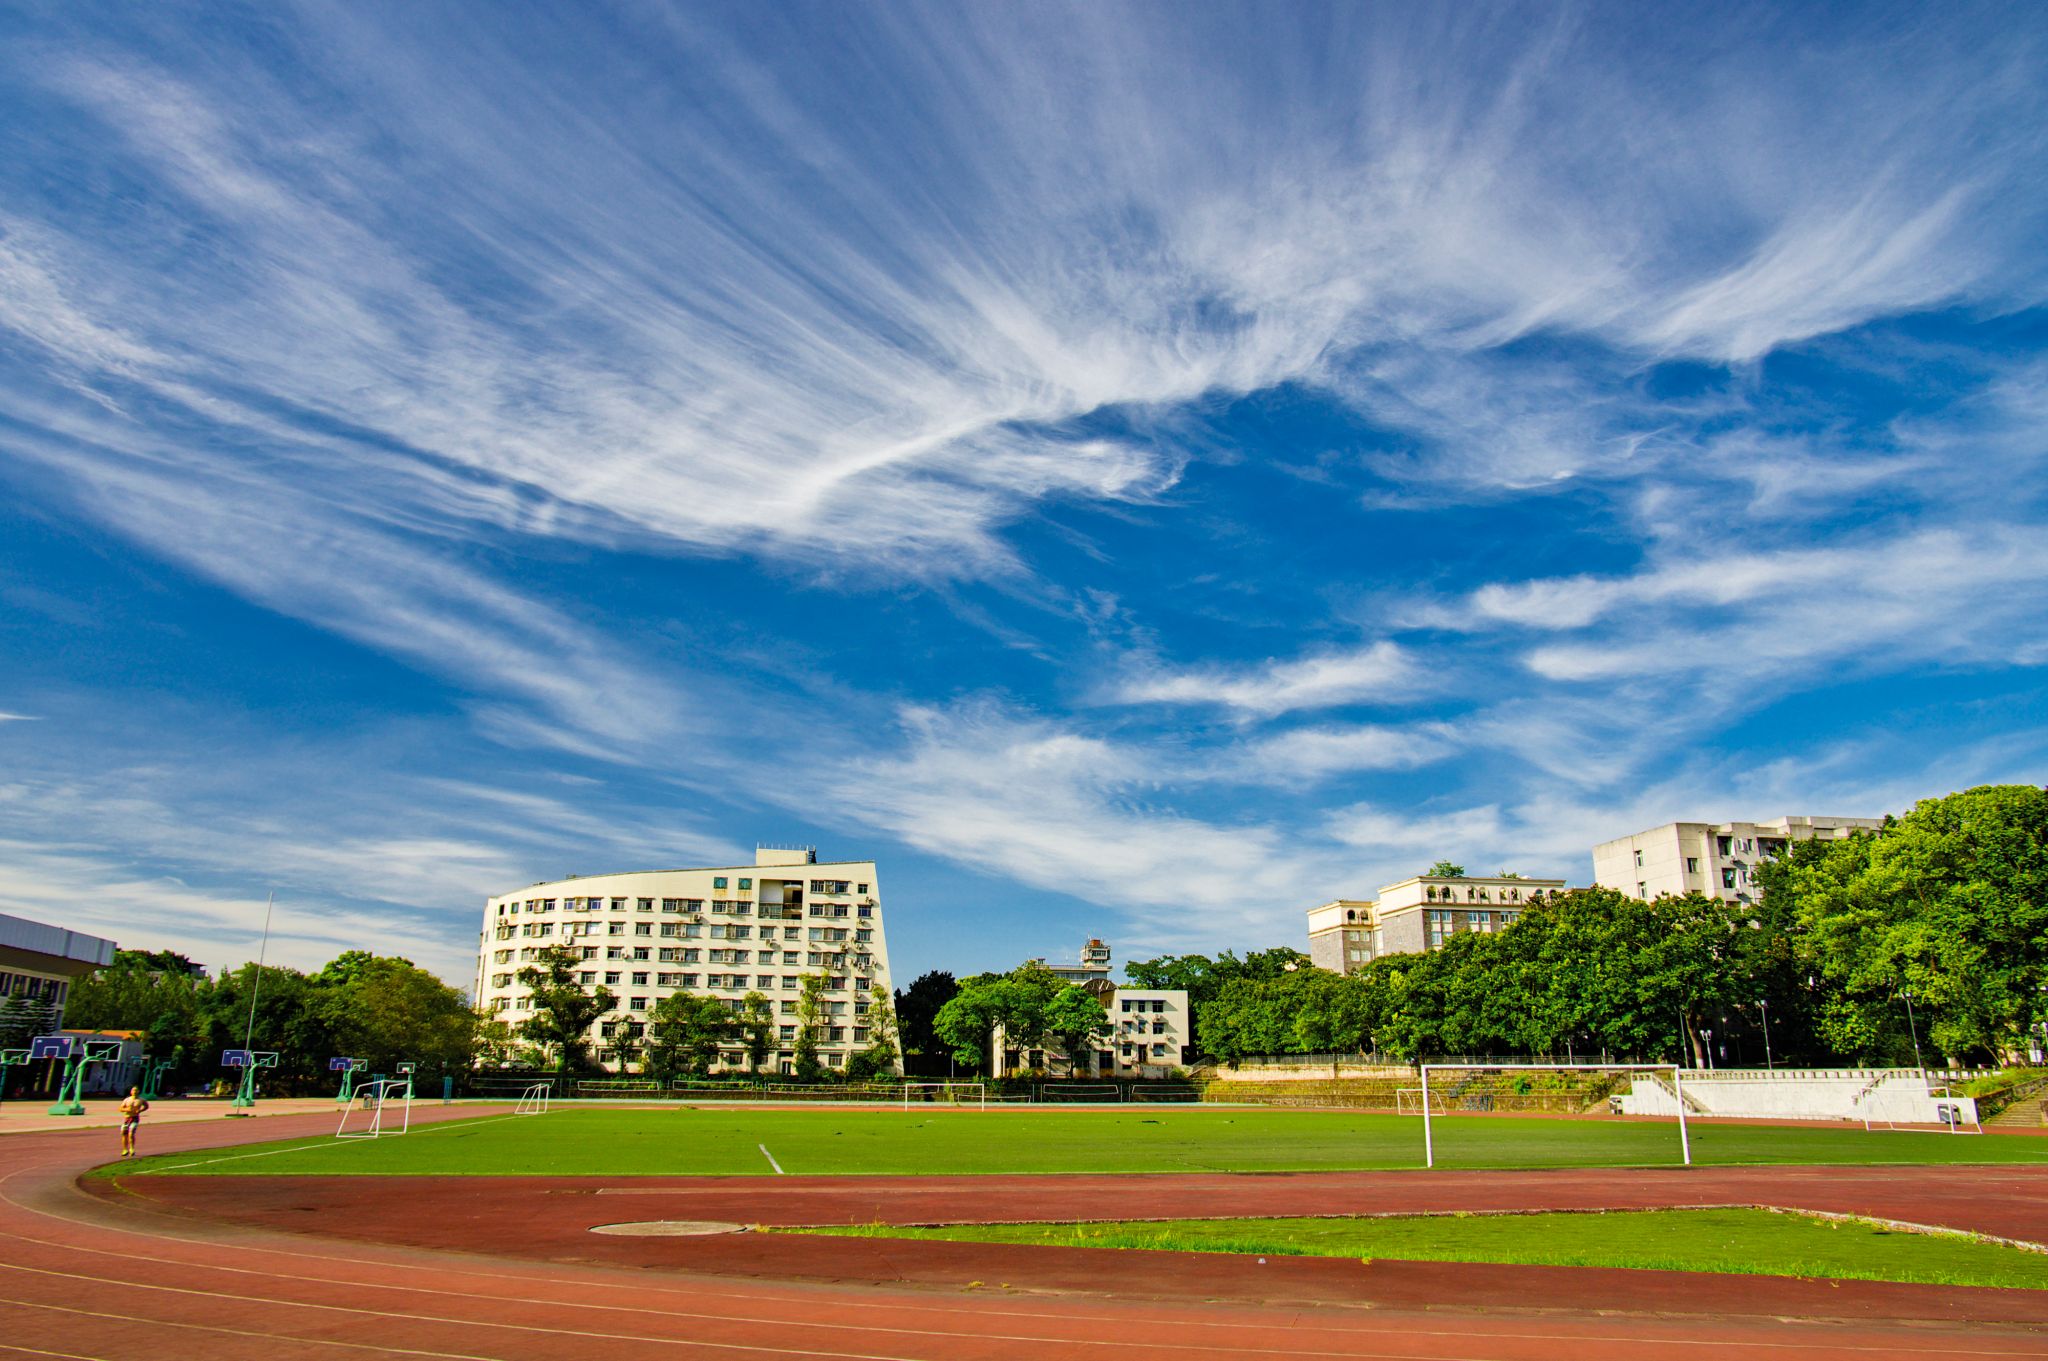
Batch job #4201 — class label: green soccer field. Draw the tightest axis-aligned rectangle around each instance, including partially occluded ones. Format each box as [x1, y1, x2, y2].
[117, 1105, 2048, 1178]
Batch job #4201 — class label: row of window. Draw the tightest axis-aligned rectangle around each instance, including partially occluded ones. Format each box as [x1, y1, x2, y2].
[1118, 998, 1170, 1013]
[1423, 885, 1539, 903]
[496, 880, 870, 912]
[0, 973, 67, 1005]
[1423, 909, 1521, 947]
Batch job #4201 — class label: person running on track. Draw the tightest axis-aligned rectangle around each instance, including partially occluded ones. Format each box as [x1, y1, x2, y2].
[118, 1086, 149, 1158]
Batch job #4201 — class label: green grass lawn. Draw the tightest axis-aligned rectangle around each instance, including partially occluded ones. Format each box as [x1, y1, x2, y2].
[790, 1208, 2048, 1290]
[113, 1105, 2048, 1178]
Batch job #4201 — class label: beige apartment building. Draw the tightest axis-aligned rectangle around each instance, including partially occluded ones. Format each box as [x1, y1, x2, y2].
[1306, 873, 1566, 974]
[1592, 816, 1881, 905]
[474, 846, 894, 1076]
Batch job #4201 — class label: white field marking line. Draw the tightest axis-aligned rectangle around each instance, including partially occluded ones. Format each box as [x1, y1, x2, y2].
[12, 1177, 2022, 1360]
[0, 1295, 495, 1360]
[141, 1113, 520, 1172]
[3, 1246, 2041, 1361]
[757, 1143, 784, 1175]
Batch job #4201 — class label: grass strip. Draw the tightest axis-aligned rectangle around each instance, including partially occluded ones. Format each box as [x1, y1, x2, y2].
[114, 1107, 2048, 1179]
[793, 1208, 2048, 1290]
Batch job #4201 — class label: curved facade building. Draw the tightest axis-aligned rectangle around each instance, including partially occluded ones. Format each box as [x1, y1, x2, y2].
[474, 846, 892, 1075]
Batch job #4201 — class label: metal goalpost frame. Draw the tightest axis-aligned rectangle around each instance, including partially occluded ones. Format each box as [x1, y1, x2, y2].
[335, 1077, 413, 1139]
[900, 1081, 986, 1110]
[514, 1080, 552, 1116]
[1419, 1062, 1691, 1169]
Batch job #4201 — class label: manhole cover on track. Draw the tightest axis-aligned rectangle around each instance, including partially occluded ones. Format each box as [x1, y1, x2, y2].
[589, 1220, 749, 1237]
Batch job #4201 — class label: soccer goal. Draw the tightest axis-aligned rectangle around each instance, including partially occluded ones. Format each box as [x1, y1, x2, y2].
[1039, 1082, 1121, 1103]
[901, 1081, 985, 1110]
[335, 1077, 413, 1139]
[514, 1080, 553, 1116]
[1418, 1063, 1692, 1168]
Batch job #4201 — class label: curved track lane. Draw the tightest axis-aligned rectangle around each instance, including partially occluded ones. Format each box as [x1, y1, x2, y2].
[4, 1109, 2045, 1360]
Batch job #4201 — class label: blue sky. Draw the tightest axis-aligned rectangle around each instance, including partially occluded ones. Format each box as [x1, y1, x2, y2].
[2, 3, 2045, 986]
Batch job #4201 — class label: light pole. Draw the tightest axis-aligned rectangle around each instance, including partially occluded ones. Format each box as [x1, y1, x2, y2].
[1902, 988, 1925, 1077]
[1758, 998, 1774, 1070]
[1701, 1028, 1715, 1071]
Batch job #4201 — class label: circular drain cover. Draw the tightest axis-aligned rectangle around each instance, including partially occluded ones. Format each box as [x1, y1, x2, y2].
[590, 1220, 748, 1237]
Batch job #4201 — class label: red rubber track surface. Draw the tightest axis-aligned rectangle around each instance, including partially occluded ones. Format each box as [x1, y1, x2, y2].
[2, 1109, 2043, 1360]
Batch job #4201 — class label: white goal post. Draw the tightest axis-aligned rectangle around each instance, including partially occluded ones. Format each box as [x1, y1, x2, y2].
[514, 1080, 552, 1116]
[901, 1081, 986, 1110]
[335, 1077, 413, 1139]
[1419, 1063, 1691, 1168]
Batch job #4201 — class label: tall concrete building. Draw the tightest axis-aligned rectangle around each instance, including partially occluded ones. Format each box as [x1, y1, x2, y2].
[475, 846, 893, 1075]
[1306, 873, 1565, 974]
[1592, 816, 1882, 905]
[0, 912, 116, 1028]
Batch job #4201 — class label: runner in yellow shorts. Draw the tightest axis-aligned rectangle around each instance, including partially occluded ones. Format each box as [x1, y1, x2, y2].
[118, 1086, 149, 1158]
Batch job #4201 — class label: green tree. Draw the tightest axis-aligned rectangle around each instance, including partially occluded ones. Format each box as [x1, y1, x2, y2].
[314, 954, 476, 1080]
[846, 986, 902, 1080]
[892, 971, 958, 1076]
[738, 992, 775, 1073]
[1428, 860, 1466, 877]
[933, 964, 1067, 1071]
[1041, 986, 1109, 1075]
[1776, 785, 2048, 1063]
[793, 973, 830, 1081]
[644, 992, 735, 1080]
[515, 945, 612, 1072]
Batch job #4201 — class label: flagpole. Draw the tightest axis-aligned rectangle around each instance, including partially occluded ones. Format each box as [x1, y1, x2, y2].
[226, 891, 274, 1117]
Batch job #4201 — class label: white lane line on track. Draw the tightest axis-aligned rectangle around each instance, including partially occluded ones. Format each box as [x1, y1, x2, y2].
[15, 1144, 2038, 1360]
[0, 1341, 111, 1360]
[2, 1256, 2040, 1361]
[0, 1296, 495, 1359]
[15, 1198, 2030, 1361]
[757, 1144, 784, 1175]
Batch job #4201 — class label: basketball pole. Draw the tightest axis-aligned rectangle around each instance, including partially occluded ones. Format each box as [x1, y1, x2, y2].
[228, 890, 274, 1115]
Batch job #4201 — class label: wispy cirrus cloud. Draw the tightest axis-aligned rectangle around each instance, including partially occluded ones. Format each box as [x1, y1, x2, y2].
[1, 5, 2045, 980]
[1110, 641, 1421, 717]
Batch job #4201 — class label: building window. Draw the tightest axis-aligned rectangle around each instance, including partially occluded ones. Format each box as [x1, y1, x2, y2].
[1685, 857, 1699, 874]
[1637, 882, 1647, 897]
[714, 877, 728, 889]
[1722, 868, 1738, 889]
[1633, 848, 1643, 868]
[739, 878, 751, 890]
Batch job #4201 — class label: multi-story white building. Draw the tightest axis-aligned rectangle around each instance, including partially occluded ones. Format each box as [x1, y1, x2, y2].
[1306, 873, 1566, 974]
[1592, 816, 1881, 905]
[474, 846, 893, 1076]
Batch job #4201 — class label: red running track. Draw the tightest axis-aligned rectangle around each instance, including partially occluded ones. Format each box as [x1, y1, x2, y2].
[4, 1107, 2046, 1360]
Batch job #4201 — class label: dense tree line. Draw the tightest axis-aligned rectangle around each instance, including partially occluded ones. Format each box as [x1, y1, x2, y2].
[48, 948, 476, 1094]
[1153, 786, 2048, 1069]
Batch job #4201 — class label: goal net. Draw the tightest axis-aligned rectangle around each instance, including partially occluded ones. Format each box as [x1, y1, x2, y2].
[1039, 1083, 1121, 1103]
[515, 1080, 553, 1116]
[901, 1081, 985, 1110]
[1417, 1063, 1692, 1168]
[335, 1078, 413, 1139]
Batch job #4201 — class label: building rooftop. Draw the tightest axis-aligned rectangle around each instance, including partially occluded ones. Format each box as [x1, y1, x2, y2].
[0, 912, 116, 970]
